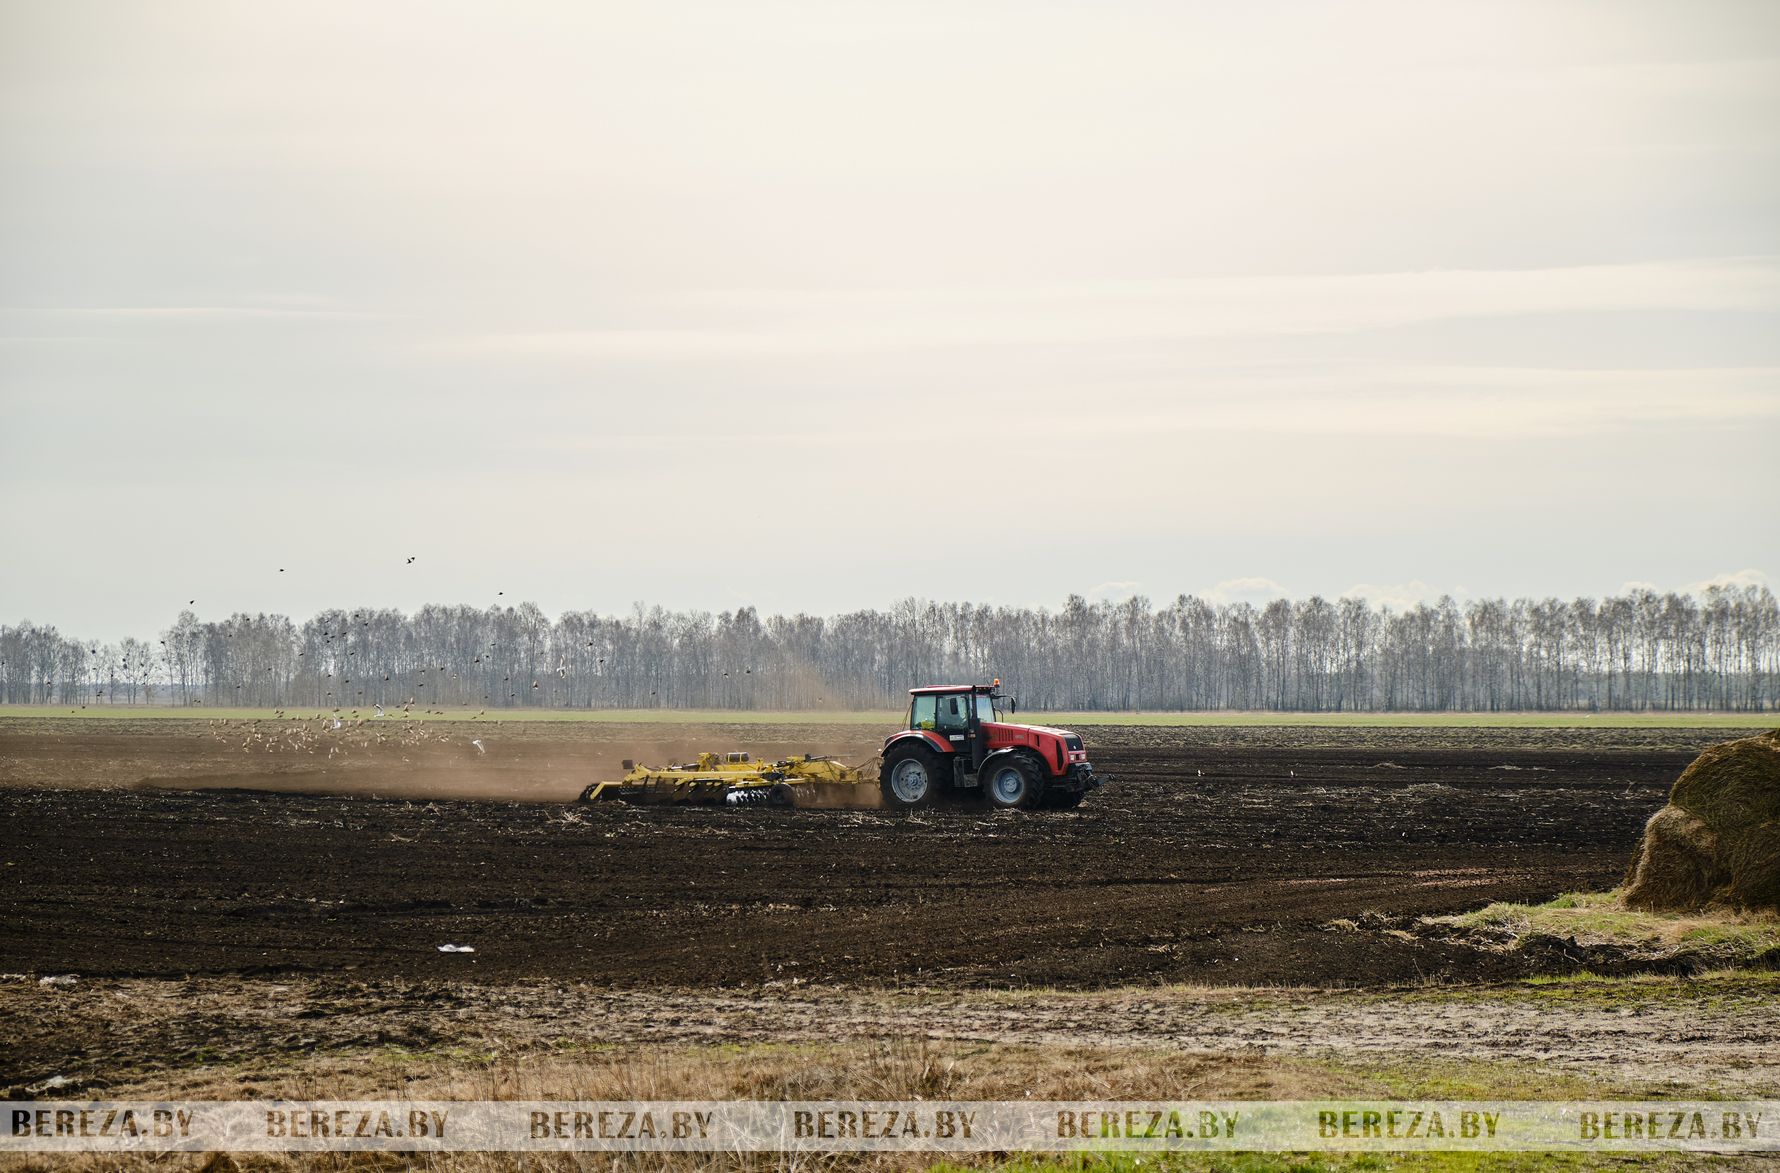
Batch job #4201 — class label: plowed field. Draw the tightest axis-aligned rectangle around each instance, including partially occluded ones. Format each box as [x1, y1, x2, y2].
[1, 719, 1740, 989]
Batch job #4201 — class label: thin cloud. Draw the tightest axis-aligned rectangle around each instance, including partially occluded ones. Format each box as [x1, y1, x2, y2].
[1618, 572, 1773, 597]
[1086, 581, 1144, 604]
[441, 258, 1780, 359]
[1681, 568, 1771, 594]
[487, 362, 1780, 444]
[1341, 580, 1446, 611]
[1201, 577, 1291, 605]
[9, 306, 379, 320]
[1084, 366, 1780, 438]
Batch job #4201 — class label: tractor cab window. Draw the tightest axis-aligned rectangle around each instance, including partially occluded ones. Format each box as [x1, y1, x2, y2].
[974, 693, 999, 724]
[935, 694, 970, 732]
[910, 695, 938, 730]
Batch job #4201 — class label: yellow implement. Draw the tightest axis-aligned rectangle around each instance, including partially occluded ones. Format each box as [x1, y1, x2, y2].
[578, 751, 875, 807]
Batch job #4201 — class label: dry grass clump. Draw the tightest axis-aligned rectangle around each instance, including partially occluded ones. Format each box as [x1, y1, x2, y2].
[1623, 729, 1780, 912]
[1441, 889, 1780, 962]
[2, 1042, 1359, 1173]
[111, 1039, 1352, 1105]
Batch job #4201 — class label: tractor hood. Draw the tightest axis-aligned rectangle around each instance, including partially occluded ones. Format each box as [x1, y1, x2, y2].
[1002, 723, 1077, 739]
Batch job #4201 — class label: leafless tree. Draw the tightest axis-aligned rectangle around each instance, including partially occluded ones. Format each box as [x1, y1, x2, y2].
[9, 584, 1777, 713]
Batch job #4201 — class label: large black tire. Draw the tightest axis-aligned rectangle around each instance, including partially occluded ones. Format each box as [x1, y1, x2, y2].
[880, 743, 941, 810]
[983, 753, 1044, 810]
[1042, 789, 1085, 810]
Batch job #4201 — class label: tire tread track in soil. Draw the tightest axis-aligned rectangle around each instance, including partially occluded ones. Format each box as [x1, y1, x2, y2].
[0, 723, 1731, 989]
[6, 976, 1779, 1096]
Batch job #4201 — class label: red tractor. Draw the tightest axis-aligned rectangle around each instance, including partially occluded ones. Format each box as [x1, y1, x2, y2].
[879, 683, 1105, 810]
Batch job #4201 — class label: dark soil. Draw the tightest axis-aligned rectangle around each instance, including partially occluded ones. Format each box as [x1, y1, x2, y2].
[0, 722, 1724, 990]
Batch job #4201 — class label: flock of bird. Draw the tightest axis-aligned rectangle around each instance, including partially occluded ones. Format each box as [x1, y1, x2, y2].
[206, 707, 490, 759]
[27, 556, 765, 709]
[188, 560, 555, 702]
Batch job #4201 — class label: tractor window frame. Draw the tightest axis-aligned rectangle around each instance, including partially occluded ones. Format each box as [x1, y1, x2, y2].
[974, 693, 999, 724]
[934, 693, 970, 732]
[909, 694, 938, 730]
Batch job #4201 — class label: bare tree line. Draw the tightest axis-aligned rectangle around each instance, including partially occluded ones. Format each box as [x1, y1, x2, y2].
[3, 585, 1777, 713]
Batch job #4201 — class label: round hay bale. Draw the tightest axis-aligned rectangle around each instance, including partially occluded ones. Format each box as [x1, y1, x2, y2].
[1623, 729, 1780, 912]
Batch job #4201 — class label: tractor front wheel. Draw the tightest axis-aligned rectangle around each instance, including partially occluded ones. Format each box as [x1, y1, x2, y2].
[880, 744, 939, 810]
[983, 755, 1042, 810]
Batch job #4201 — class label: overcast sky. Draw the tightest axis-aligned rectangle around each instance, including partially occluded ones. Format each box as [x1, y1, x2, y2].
[3, 0, 1777, 641]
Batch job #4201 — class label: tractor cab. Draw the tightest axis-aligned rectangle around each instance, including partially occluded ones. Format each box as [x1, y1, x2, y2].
[906, 683, 1003, 766]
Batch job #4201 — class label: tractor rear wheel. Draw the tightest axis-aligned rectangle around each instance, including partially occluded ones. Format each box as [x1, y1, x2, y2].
[984, 754, 1042, 810]
[880, 744, 940, 809]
